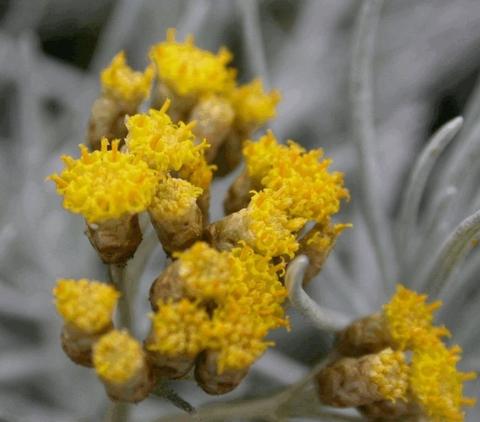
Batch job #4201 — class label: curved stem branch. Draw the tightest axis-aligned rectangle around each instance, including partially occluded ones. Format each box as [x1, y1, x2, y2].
[286, 256, 350, 331]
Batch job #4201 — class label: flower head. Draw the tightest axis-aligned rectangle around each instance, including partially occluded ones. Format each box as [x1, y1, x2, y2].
[150, 176, 202, 219]
[247, 190, 306, 258]
[93, 330, 145, 384]
[175, 241, 235, 300]
[383, 284, 450, 350]
[101, 51, 154, 103]
[48, 139, 158, 223]
[368, 348, 409, 402]
[243, 131, 349, 224]
[229, 79, 280, 129]
[150, 28, 235, 97]
[126, 102, 210, 176]
[53, 278, 119, 334]
[410, 339, 476, 421]
[147, 299, 210, 357]
[150, 242, 288, 373]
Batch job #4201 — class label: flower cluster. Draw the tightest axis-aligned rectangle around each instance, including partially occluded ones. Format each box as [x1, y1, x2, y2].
[317, 285, 476, 421]
[48, 28, 349, 404]
[149, 28, 280, 168]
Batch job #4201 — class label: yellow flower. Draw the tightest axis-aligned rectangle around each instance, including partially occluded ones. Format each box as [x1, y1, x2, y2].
[243, 131, 349, 224]
[53, 279, 119, 334]
[175, 241, 234, 300]
[383, 285, 450, 350]
[247, 190, 306, 258]
[153, 242, 288, 373]
[150, 28, 236, 97]
[410, 339, 476, 421]
[100, 51, 154, 103]
[93, 330, 145, 384]
[150, 176, 202, 219]
[229, 79, 281, 128]
[147, 299, 210, 357]
[178, 154, 215, 191]
[126, 102, 210, 176]
[48, 138, 158, 223]
[368, 348, 409, 402]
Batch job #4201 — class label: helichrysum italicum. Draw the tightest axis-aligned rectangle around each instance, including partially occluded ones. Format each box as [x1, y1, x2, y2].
[48, 138, 158, 224]
[100, 51, 154, 104]
[149, 28, 235, 98]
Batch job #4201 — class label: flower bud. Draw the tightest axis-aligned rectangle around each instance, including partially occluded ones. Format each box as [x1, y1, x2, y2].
[93, 330, 155, 403]
[195, 351, 248, 395]
[53, 279, 119, 366]
[316, 348, 408, 408]
[86, 214, 142, 265]
[189, 95, 234, 163]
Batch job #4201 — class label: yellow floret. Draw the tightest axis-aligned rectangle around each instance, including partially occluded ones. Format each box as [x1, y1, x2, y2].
[410, 339, 476, 421]
[383, 285, 450, 350]
[93, 330, 145, 384]
[126, 102, 209, 174]
[147, 299, 210, 357]
[175, 242, 235, 300]
[53, 278, 119, 334]
[368, 348, 409, 402]
[101, 51, 154, 103]
[150, 28, 236, 97]
[229, 79, 281, 128]
[178, 154, 215, 190]
[243, 131, 349, 224]
[149, 176, 202, 218]
[247, 190, 305, 258]
[48, 139, 158, 223]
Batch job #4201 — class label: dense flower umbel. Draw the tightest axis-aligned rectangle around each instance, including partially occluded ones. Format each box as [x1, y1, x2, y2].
[100, 51, 154, 104]
[410, 339, 476, 421]
[148, 242, 288, 374]
[149, 28, 235, 98]
[332, 285, 476, 420]
[53, 279, 119, 334]
[125, 101, 212, 181]
[48, 138, 158, 223]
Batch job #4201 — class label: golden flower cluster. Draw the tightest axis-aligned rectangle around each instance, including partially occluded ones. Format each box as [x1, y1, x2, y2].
[48, 28, 351, 403]
[318, 285, 476, 421]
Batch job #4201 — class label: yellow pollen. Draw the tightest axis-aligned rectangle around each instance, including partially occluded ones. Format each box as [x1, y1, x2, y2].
[100, 51, 154, 103]
[150, 28, 236, 97]
[47, 138, 158, 223]
[93, 330, 145, 384]
[53, 278, 119, 334]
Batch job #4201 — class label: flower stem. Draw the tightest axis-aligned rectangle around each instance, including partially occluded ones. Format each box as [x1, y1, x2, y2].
[106, 263, 132, 422]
